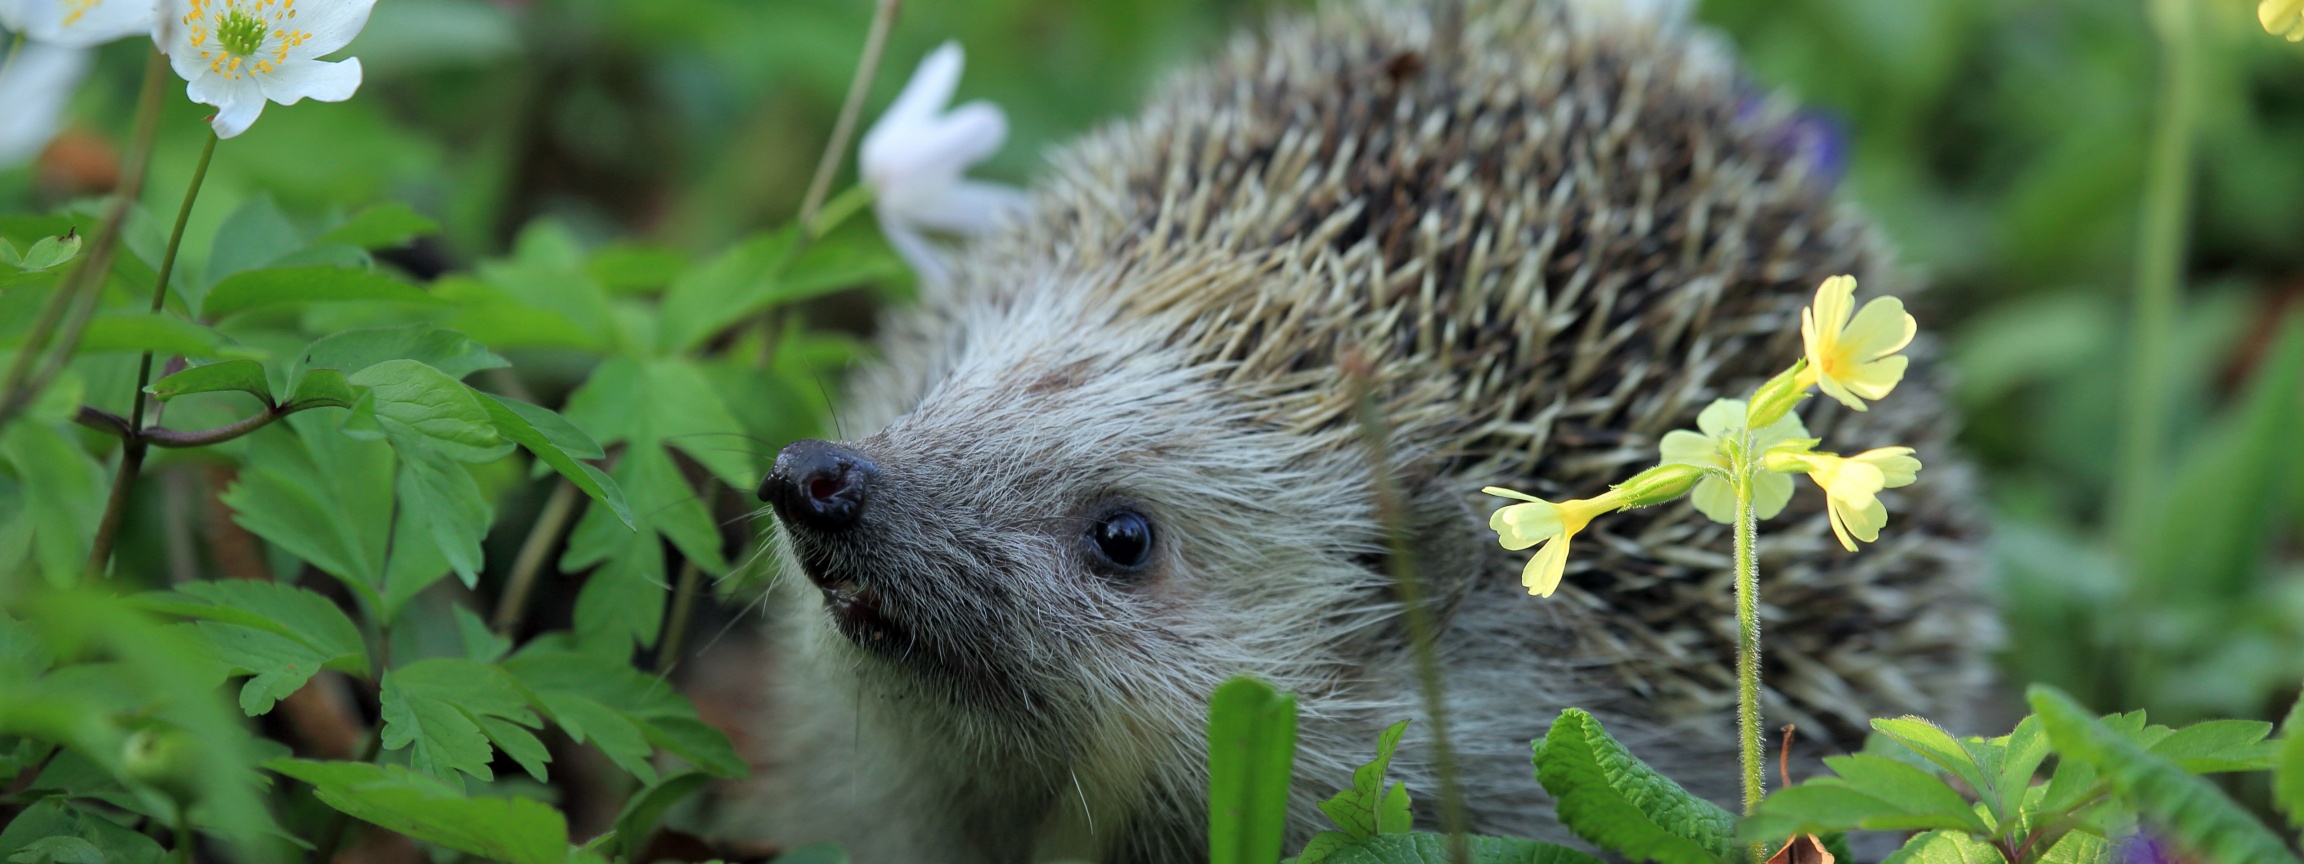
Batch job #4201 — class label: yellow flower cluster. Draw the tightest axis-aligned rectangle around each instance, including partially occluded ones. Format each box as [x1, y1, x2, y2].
[1482, 276, 1926, 595]
[2265, 0, 2304, 41]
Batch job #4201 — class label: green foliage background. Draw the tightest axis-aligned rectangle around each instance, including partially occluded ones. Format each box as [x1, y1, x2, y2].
[4, 0, 2304, 860]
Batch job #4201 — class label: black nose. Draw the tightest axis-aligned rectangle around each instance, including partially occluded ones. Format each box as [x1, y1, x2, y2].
[762, 439, 878, 533]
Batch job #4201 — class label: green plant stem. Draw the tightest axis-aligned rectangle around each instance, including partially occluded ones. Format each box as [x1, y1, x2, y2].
[798, 0, 899, 238]
[87, 131, 219, 578]
[0, 48, 168, 434]
[492, 480, 580, 636]
[1731, 434, 1764, 864]
[655, 558, 704, 676]
[1344, 358, 1470, 864]
[2112, 0, 2200, 703]
[74, 402, 318, 448]
[174, 803, 196, 864]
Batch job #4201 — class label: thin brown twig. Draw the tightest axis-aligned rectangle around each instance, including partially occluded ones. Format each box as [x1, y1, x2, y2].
[798, 0, 899, 237]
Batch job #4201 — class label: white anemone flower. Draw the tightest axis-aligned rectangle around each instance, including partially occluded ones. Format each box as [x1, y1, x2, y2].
[860, 41, 1029, 288]
[156, 0, 374, 139]
[0, 41, 91, 167]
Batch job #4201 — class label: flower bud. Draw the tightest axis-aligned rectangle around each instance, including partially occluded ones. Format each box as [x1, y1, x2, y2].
[1744, 360, 1810, 430]
[1612, 463, 1707, 508]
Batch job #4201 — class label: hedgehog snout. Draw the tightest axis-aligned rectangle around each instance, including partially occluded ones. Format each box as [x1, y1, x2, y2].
[762, 439, 878, 534]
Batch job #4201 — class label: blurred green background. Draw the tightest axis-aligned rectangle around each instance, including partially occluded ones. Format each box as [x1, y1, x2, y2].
[7, 0, 2303, 745]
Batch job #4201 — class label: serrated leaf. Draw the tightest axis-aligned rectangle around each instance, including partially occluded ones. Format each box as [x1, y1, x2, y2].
[2029, 685, 2302, 864]
[1291, 832, 1603, 864]
[319, 203, 439, 249]
[1872, 718, 1998, 804]
[128, 580, 370, 713]
[587, 243, 687, 294]
[1989, 716, 2050, 824]
[0, 422, 104, 587]
[204, 266, 444, 319]
[1738, 754, 1989, 842]
[267, 759, 565, 864]
[2278, 689, 2303, 830]
[1208, 676, 1298, 864]
[147, 359, 274, 404]
[2144, 719, 2279, 773]
[658, 230, 797, 353]
[1878, 830, 2007, 864]
[393, 448, 492, 586]
[611, 772, 711, 862]
[2035, 831, 2113, 864]
[379, 659, 544, 787]
[345, 360, 510, 462]
[502, 650, 744, 782]
[1319, 720, 1414, 839]
[1534, 708, 1735, 864]
[481, 394, 630, 528]
[0, 800, 164, 864]
[220, 417, 394, 604]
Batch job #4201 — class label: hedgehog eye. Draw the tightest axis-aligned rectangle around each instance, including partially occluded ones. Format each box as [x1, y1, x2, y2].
[1086, 510, 1154, 572]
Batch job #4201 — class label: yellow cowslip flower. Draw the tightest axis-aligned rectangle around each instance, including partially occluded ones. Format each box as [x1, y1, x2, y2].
[2264, 0, 2304, 41]
[1657, 398, 1810, 524]
[1794, 276, 1916, 412]
[1765, 446, 1921, 551]
[1481, 486, 1627, 598]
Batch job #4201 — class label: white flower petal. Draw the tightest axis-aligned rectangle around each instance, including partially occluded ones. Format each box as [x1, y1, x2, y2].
[191, 71, 267, 137]
[861, 41, 963, 166]
[877, 210, 950, 290]
[869, 100, 1006, 192]
[282, 0, 377, 59]
[26, 0, 156, 47]
[897, 179, 1028, 236]
[257, 55, 357, 104]
[0, 42, 91, 166]
[0, 0, 29, 32]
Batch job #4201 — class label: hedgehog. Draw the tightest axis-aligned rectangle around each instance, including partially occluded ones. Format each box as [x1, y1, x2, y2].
[737, 1, 1996, 861]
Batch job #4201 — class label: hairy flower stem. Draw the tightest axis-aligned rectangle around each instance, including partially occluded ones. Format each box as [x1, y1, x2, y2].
[0, 49, 168, 434]
[1345, 357, 1469, 864]
[87, 131, 219, 578]
[1732, 433, 1765, 864]
[2114, 0, 2200, 702]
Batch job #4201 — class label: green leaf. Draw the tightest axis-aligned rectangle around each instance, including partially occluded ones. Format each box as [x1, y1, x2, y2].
[286, 369, 360, 410]
[295, 325, 508, 385]
[770, 844, 851, 864]
[319, 202, 439, 249]
[2029, 685, 2303, 864]
[203, 266, 444, 319]
[267, 759, 565, 864]
[2278, 688, 2304, 831]
[131, 580, 368, 714]
[2145, 719, 2280, 773]
[392, 448, 494, 587]
[1319, 720, 1414, 839]
[1207, 676, 1299, 864]
[1290, 832, 1602, 864]
[587, 243, 687, 294]
[2035, 831, 2114, 864]
[379, 658, 547, 787]
[0, 422, 105, 587]
[1872, 717, 1999, 805]
[501, 650, 746, 783]
[220, 417, 394, 604]
[17, 232, 83, 272]
[74, 313, 252, 359]
[345, 360, 510, 461]
[481, 394, 630, 528]
[1878, 829, 2009, 864]
[1987, 717, 2050, 824]
[1737, 753, 1989, 841]
[147, 359, 275, 404]
[611, 772, 712, 862]
[658, 230, 796, 353]
[0, 800, 164, 864]
[1533, 708, 1735, 864]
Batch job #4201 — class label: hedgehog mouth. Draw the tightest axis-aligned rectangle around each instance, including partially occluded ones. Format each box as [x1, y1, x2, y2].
[821, 584, 903, 647]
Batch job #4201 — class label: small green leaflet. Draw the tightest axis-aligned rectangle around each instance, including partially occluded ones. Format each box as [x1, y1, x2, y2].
[2278, 689, 2303, 830]
[130, 581, 369, 716]
[147, 359, 275, 404]
[14, 232, 82, 271]
[1879, 829, 2008, 864]
[501, 648, 747, 783]
[379, 659, 550, 787]
[481, 394, 631, 529]
[1533, 708, 1736, 864]
[1207, 676, 1299, 864]
[319, 202, 440, 250]
[203, 266, 445, 319]
[0, 800, 165, 864]
[1736, 753, 1988, 842]
[267, 759, 565, 864]
[609, 772, 712, 862]
[1317, 720, 1415, 840]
